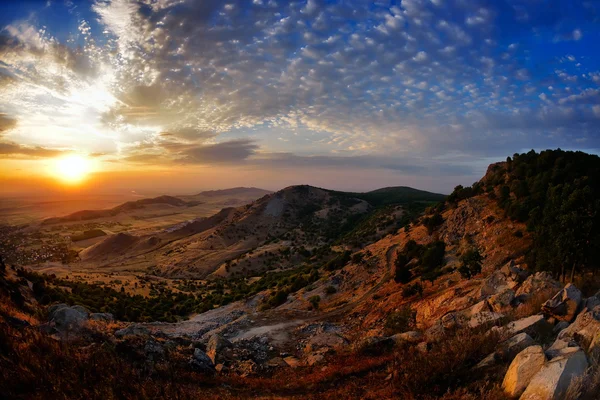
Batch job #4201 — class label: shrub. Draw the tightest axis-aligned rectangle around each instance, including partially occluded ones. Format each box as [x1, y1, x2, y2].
[401, 282, 423, 298]
[384, 306, 416, 335]
[458, 248, 483, 279]
[324, 285, 337, 295]
[308, 295, 321, 310]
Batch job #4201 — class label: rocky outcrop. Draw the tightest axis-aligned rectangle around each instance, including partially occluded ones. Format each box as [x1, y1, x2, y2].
[502, 345, 546, 398]
[48, 304, 89, 333]
[541, 284, 582, 323]
[189, 348, 215, 373]
[515, 272, 561, 302]
[391, 331, 422, 344]
[502, 315, 553, 338]
[489, 288, 515, 313]
[89, 312, 114, 322]
[520, 348, 588, 400]
[557, 307, 600, 357]
[115, 324, 151, 338]
[304, 332, 348, 353]
[468, 311, 504, 328]
[206, 334, 233, 364]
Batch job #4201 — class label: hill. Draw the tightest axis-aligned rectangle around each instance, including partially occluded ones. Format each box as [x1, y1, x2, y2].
[77, 184, 444, 278]
[195, 187, 272, 198]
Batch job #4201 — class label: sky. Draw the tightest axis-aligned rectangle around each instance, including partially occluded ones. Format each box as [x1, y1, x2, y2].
[0, 0, 600, 195]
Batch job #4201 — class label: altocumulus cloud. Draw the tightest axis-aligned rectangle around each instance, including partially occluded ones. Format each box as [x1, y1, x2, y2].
[0, 0, 599, 171]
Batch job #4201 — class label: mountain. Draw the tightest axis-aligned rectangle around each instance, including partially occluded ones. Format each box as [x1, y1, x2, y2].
[78, 184, 444, 278]
[194, 187, 272, 198]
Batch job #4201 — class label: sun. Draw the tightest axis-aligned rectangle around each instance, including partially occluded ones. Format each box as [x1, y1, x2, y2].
[53, 155, 92, 184]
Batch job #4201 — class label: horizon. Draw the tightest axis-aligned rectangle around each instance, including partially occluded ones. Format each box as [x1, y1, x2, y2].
[1, 1, 600, 196]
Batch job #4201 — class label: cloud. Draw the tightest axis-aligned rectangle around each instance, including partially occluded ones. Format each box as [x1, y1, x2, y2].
[0, 142, 70, 158]
[1, 0, 600, 172]
[0, 114, 17, 134]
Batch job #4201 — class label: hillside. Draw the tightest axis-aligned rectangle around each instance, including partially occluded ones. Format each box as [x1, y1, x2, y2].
[4, 150, 600, 399]
[78, 185, 443, 278]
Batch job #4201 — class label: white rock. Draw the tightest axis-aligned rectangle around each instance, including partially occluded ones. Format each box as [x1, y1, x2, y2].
[502, 345, 546, 398]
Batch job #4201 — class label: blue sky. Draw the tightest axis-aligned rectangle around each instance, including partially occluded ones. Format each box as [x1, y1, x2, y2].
[1, 0, 600, 193]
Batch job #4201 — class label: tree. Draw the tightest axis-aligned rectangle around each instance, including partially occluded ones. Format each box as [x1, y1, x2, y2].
[458, 248, 483, 279]
[394, 253, 412, 283]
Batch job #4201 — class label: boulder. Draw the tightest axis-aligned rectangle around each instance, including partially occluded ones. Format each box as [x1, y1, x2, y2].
[479, 271, 510, 298]
[144, 338, 165, 362]
[557, 308, 600, 356]
[552, 321, 569, 334]
[582, 295, 600, 313]
[236, 359, 258, 377]
[541, 284, 582, 322]
[500, 261, 530, 285]
[189, 348, 215, 373]
[266, 357, 288, 368]
[502, 345, 546, 398]
[515, 272, 561, 302]
[476, 333, 535, 369]
[391, 330, 422, 344]
[304, 333, 348, 353]
[489, 288, 516, 313]
[502, 315, 553, 338]
[206, 334, 233, 364]
[115, 324, 151, 338]
[520, 348, 588, 400]
[544, 338, 579, 359]
[48, 303, 69, 316]
[283, 356, 302, 368]
[90, 313, 114, 322]
[468, 311, 504, 329]
[463, 300, 490, 317]
[50, 305, 89, 332]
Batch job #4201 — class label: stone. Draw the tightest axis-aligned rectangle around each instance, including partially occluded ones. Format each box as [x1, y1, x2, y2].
[266, 357, 288, 368]
[283, 356, 302, 368]
[391, 330, 422, 344]
[50, 305, 89, 332]
[144, 338, 165, 362]
[89, 313, 114, 322]
[468, 311, 504, 329]
[237, 359, 258, 377]
[189, 348, 215, 373]
[515, 272, 561, 302]
[557, 308, 600, 357]
[206, 334, 233, 364]
[115, 324, 151, 338]
[501, 345, 546, 398]
[464, 300, 490, 317]
[215, 364, 228, 373]
[520, 348, 588, 400]
[304, 332, 348, 353]
[544, 338, 578, 359]
[541, 284, 583, 323]
[552, 321, 569, 334]
[424, 321, 446, 342]
[500, 261, 530, 285]
[479, 271, 510, 298]
[582, 296, 600, 313]
[489, 288, 516, 313]
[503, 315, 553, 338]
[476, 333, 535, 369]
[306, 353, 325, 366]
[416, 342, 429, 353]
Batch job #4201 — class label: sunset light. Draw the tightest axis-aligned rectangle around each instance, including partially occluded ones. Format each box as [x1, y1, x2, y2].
[53, 155, 92, 184]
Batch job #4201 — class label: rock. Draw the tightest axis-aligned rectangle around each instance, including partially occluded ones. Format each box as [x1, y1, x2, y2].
[500, 261, 530, 285]
[115, 324, 151, 338]
[441, 312, 466, 330]
[144, 338, 165, 362]
[206, 334, 233, 364]
[502, 315, 553, 338]
[304, 333, 348, 353]
[479, 271, 510, 298]
[502, 345, 546, 398]
[215, 363, 228, 373]
[424, 320, 446, 342]
[476, 333, 535, 369]
[541, 284, 582, 323]
[520, 348, 588, 400]
[464, 300, 490, 317]
[391, 331, 422, 344]
[237, 359, 258, 377]
[266, 357, 288, 368]
[515, 272, 561, 302]
[468, 311, 504, 329]
[90, 313, 114, 322]
[283, 356, 302, 368]
[48, 303, 69, 316]
[306, 353, 325, 366]
[416, 342, 429, 353]
[189, 348, 215, 373]
[552, 321, 569, 334]
[557, 308, 600, 356]
[489, 288, 516, 313]
[50, 305, 89, 332]
[583, 296, 600, 312]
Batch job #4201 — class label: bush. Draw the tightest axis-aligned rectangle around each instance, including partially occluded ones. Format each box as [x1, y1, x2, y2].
[308, 295, 321, 310]
[324, 285, 337, 295]
[458, 248, 483, 279]
[401, 282, 423, 298]
[384, 306, 416, 335]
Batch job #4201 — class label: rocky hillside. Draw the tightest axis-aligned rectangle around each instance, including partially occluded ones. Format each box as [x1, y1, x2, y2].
[3, 150, 600, 399]
[79, 185, 442, 278]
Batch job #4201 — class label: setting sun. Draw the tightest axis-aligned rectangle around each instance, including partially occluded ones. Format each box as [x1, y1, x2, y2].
[53, 155, 92, 184]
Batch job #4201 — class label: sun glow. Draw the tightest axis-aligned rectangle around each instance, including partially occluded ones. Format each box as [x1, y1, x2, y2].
[53, 155, 93, 184]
